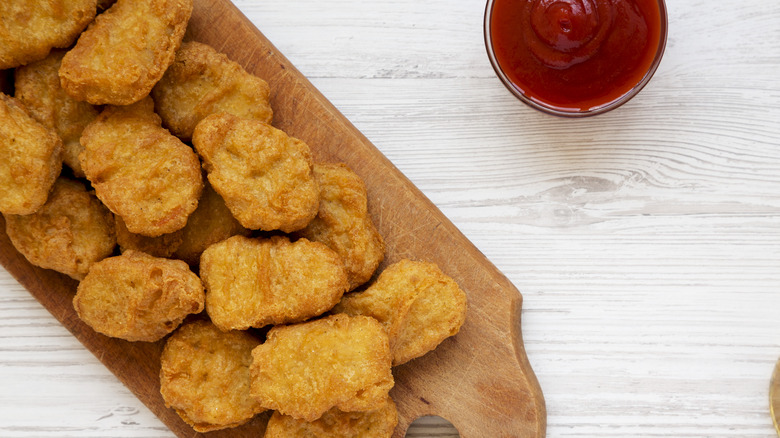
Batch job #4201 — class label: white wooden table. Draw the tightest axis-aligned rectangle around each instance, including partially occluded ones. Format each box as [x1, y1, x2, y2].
[2, 0, 779, 436]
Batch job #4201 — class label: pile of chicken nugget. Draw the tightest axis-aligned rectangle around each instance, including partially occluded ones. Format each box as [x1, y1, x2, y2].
[0, 0, 468, 436]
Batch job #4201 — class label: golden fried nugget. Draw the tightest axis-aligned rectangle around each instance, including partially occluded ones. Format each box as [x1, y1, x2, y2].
[200, 235, 348, 331]
[0, 93, 62, 215]
[73, 250, 204, 342]
[59, 0, 192, 105]
[160, 320, 264, 432]
[192, 113, 319, 232]
[0, 0, 96, 69]
[14, 51, 99, 177]
[80, 97, 203, 237]
[264, 396, 398, 438]
[4, 178, 115, 281]
[298, 163, 384, 290]
[115, 215, 183, 258]
[250, 314, 394, 422]
[173, 182, 249, 266]
[152, 41, 273, 142]
[334, 259, 467, 366]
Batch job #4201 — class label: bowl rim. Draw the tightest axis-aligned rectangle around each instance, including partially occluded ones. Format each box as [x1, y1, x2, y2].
[483, 0, 669, 118]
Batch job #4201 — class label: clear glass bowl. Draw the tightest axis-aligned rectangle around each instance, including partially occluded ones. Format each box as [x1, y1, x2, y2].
[483, 0, 668, 117]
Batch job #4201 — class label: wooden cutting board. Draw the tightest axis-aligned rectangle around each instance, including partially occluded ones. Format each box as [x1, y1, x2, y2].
[0, 0, 546, 436]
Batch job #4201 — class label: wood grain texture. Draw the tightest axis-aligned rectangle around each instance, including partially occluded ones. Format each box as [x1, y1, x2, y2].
[2, 0, 780, 437]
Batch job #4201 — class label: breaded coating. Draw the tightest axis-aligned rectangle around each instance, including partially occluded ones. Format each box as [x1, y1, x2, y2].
[73, 250, 204, 342]
[0, 93, 62, 215]
[4, 178, 115, 281]
[114, 182, 245, 264]
[391, 263, 467, 365]
[160, 320, 264, 432]
[200, 235, 348, 331]
[152, 41, 273, 142]
[115, 215, 183, 258]
[14, 51, 99, 177]
[264, 397, 398, 438]
[59, 0, 192, 105]
[192, 113, 319, 233]
[333, 259, 467, 366]
[298, 163, 384, 290]
[0, 0, 97, 69]
[80, 97, 203, 237]
[173, 182, 249, 266]
[250, 314, 394, 422]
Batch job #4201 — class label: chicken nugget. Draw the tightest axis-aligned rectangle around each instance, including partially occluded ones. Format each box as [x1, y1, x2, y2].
[160, 320, 264, 432]
[173, 182, 249, 266]
[264, 396, 398, 438]
[0, 0, 96, 69]
[192, 113, 319, 233]
[59, 0, 192, 105]
[116, 182, 246, 263]
[14, 51, 99, 177]
[0, 93, 62, 215]
[115, 215, 183, 258]
[298, 163, 384, 290]
[152, 41, 273, 142]
[80, 97, 203, 237]
[4, 178, 115, 280]
[73, 250, 204, 342]
[333, 259, 467, 366]
[250, 314, 394, 422]
[200, 235, 347, 331]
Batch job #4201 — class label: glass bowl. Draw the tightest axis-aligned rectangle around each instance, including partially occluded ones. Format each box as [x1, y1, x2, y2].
[484, 0, 668, 117]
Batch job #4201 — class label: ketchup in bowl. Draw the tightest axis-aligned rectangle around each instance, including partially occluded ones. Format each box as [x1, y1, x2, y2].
[484, 0, 667, 116]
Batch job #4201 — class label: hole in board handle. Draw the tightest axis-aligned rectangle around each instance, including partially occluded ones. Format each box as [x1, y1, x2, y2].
[405, 416, 460, 437]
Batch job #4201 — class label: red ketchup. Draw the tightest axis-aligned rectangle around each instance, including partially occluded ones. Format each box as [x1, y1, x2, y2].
[487, 0, 666, 114]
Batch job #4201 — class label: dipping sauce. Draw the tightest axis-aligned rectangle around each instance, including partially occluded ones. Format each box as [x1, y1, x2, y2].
[486, 0, 666, 115]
